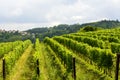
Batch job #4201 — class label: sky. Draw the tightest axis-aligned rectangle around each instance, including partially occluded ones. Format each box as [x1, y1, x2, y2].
[0, 0, 120, 31]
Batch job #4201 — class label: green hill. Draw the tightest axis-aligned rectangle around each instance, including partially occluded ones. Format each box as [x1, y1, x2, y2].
[1, 20, 120, 42]
[80, 20, 120, 28]
[26, 20, 120, 41]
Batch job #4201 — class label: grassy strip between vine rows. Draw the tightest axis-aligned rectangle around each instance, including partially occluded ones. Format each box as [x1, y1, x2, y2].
[7, 44, 32, 80]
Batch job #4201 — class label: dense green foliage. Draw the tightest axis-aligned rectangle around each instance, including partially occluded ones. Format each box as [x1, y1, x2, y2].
[43, 33, 116, 79]
[4, 40, 32, 74]
[0, 31, 34, 42]
[44, 37, 73, 72]
[26, 20, 120, 41]
[43, 27, 120, 79]
[0, 41, 22, 58]
[53, 36, 114, 70]
[27, 24, 81, 41]
[80, 26, 102, 32]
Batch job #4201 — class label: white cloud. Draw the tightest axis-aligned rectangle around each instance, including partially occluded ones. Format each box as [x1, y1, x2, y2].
[0, 0, 120, 30]
[10, 8, 23, 17]
[71, 16, 85, 20]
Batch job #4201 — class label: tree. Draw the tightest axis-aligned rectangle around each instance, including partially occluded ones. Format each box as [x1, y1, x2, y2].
[80, 26, 102, 32]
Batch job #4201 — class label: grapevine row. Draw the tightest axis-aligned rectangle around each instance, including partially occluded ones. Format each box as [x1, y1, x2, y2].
[44, 37, 113, 79]
[63, 35, 105, 49]
[4, 40, 32, 75]
[0, 41, 22, 58]
[44, 37, 73, 72]
[53, 36, 115, 71]
[34, 38, 67, 79]
[71, 33, 120, 43]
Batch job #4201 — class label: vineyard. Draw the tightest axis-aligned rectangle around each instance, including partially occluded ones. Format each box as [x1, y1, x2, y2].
[0, 28, 120, 80]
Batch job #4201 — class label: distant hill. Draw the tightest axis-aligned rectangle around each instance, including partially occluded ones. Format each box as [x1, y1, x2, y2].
[26, 24, 81, 41]
[0, 30, 32, 42]
[0, 20, 120, 42]
[80, 20, 120, 28]
[26, 20, 120, 41]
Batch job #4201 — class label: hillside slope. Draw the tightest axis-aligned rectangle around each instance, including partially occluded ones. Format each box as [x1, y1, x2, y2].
[0, 20, 120, 42]
[26, 20, 120, 41]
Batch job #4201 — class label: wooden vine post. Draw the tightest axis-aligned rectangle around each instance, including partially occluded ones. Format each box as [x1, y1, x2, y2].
[3, 58, 6, 80]
[36, 59, 40, 76]
[115, 53, 120, 80]
[72, 57, 76, 80]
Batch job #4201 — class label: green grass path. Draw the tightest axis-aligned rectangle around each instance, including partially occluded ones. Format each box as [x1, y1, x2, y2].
[7, 45, 32, 80]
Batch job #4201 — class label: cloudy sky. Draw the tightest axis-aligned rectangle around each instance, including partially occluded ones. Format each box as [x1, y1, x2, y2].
[0, 0, 120, 31]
